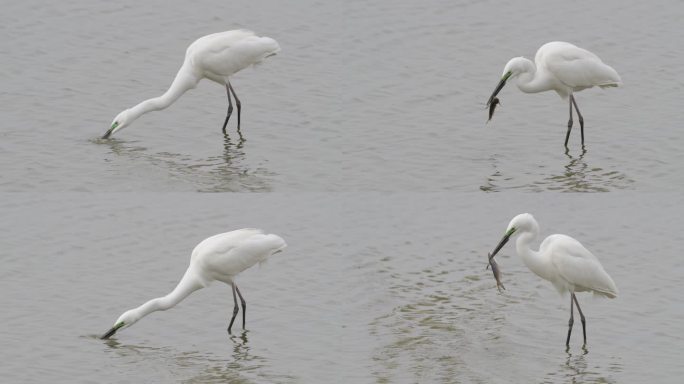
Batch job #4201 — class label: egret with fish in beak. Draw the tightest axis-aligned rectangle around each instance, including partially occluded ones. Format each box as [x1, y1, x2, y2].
[485, 42, 621, 148]
[487, 213, 618, 348]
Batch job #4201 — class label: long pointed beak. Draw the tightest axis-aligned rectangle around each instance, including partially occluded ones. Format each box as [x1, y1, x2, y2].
[100, 322, 124, 340]
[487, 72, 512, 106]
[102, 122, 119, 139]
[487, 227, 516, 264]
[100, 327, 117, 339]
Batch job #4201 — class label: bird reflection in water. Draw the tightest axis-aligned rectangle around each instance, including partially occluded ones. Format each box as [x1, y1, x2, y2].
[481, 147, 633, 192]
[95, 130, 272, 192]
[545, 146, 622, 192]
[544, 347, 621, 384]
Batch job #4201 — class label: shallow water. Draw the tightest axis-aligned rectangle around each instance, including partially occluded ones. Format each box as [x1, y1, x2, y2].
[1, 193, 683, 383]
[1, 0, 684, 383]
[2, 0, 683, 192]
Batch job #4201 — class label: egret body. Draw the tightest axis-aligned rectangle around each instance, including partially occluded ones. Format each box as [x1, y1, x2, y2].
[486, 42, 621, 147]
[103, 30, 280, 139]
[487, 213, 618, 347]
[101, 229, 287, 339]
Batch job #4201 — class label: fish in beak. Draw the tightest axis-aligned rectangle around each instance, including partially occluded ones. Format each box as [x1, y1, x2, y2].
[487, 97, 501, 122]
[487, 227, 516, 265]
[486, 71, 513, 107]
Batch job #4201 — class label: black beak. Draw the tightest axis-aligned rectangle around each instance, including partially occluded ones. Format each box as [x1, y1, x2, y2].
[102, 128, 114, 139]
[487, 228, 515, 266]
[487, 79, 507, 107]
[100, 327, 117, 339]
[102, 122, 119, 139]
[487, 71, 512, 106]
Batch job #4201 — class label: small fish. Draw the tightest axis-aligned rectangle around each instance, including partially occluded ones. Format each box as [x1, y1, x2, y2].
[487, 252, 505, 292]
[487, 97, 501, 122]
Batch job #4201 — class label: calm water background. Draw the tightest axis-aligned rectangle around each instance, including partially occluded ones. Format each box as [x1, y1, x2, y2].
[1, 193, 683, 383]
[1, 0, 683, 383]
[1, 0, 683, 192]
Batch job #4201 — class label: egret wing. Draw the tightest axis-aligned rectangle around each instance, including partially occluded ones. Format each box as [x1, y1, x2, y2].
[538, 42, 622, 89]
[188, 30, 279, 77]
[545, 235, 618, 298]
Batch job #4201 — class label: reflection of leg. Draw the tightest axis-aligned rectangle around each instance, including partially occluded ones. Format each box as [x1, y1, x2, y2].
[235, 284, 247, 330]
[227, 282, 239, 334]
[566, 293, 574, 347]
[572, 293, 587, 345]
[222, 83, 234, 133]
[571, 95, 585, 145]
[565, 95, 574, 147]
[228, 82, 242, 133]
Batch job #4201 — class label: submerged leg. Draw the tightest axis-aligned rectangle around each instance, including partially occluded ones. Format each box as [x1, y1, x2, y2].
[565, 95, 574, 147]
[228, 82, 242, 134]
[571, 95, 585, 145]
[572, 293, 587, 346]
[566, 293, 575, 347]
[222, 83, 234, 133]
[227, 282, 239, 334]
[235, 284, 247, 330]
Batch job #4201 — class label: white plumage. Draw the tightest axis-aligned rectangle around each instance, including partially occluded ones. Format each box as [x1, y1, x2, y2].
[486, 41, 622, 147]
[539, 234, 617, 298]
[101, 228, 287, 339]
[531, 42, 622, 98]
[103, 30, 280, 139]
[488, 213, 617, 347]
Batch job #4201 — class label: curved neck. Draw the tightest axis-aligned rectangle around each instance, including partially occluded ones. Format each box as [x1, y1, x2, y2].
[513, 59, 552, 94]
[515, 224, 546, 276]
[131, 266, 203, 320]
[128, 64, 198, 123]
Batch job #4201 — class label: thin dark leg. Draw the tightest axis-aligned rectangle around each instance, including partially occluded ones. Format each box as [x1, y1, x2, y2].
[222, 84, 234, 133]
[565, 95, 574, 147]
[228, 82, 242, 134]
[572, 293, 587, 346]
[227, 282, 239, 334]
[566, 293, 575, 347]
[235, 284, 247, 330]
[571, 95, 585, 145]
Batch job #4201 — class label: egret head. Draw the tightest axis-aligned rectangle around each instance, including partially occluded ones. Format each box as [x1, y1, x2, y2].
[100, 309, 140, 339]
[502, 57, 534, 80]
[486, 57, 533, 108]
[102, 109, 131, 139]
[488, 213, 536, 262]
[507, 213, 537, 233]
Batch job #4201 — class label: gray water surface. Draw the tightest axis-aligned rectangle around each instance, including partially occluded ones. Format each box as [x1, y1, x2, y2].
[1, 0, 684, 383]
[1, 193, 682, 383]
[2, 0, 682, 192]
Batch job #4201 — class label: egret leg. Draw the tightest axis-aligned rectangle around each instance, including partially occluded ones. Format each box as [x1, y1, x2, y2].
[572, 293, 587, 346]
[227, 282, 239, 334]
[566, 293, 575, 347]
[221, 84, 234, 133]
[235, 284, 247, 330]
[565, 95, 574, 147]
[570, 95, 585, 145]
[228, 82, 242, 134]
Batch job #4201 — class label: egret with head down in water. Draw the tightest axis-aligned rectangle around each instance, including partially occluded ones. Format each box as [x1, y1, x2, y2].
[102, 30, 280, 139]
[101, 229, 287, 340]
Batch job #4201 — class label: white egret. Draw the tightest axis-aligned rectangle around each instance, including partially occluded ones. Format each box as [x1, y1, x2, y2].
[486, 42, 622, 147]
[101, 229, 287, 339]
[102, 30, 280, 139]
[487, 213, 618, 347]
